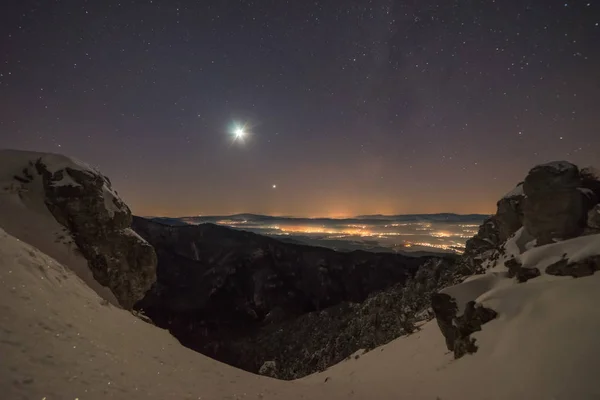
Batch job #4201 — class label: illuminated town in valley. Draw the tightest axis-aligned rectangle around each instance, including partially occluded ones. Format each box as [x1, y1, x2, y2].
[177, 215, 484, 254]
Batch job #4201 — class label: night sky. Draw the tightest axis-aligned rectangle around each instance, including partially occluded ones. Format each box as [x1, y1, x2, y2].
[1, 1, 598, 217]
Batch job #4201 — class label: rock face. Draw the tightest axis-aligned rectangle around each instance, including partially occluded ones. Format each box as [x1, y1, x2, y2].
[463, 162, 599, 274]
[546, 256, 600, 278]
[431, 294, 497, 358]
[431, 161, 600, 361]
[17, 154, 157, 309]
[522, 162, 587, 245]
[496, 184, 525, 242]
[132, 216, 454, 378]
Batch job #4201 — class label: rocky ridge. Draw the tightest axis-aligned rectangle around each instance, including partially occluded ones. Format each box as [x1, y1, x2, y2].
[431, 161, 600, 359]
[1, 150, 157, 309]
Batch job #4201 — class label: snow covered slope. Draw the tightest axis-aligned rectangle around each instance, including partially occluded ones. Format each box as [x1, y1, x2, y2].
[3, 220, 600, 398]
[2, 152, 600, 399]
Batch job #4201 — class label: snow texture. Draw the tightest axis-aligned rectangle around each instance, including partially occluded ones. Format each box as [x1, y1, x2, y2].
[3, 224, 600, 399]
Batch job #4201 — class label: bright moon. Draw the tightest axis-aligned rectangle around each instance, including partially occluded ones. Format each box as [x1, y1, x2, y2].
[233, 127, 246, 140]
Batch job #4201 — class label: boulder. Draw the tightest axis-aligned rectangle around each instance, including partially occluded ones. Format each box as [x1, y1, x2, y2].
[496, 190, 525, 242]
[522, 162, 587, 245]
[545, 256, 600, 278]
[464, 217, 500, 256]
[35, 159, 157, 309]
[431, 294, 497, 358]
[505, 258, 540, 283]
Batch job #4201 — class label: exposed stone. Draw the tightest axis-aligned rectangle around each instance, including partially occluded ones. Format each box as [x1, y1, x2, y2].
[505, 258, 521, 278]
[464, 217, 500, 257]
[523, 161, 581, 193]
[35, 159, 157, 309]
[505, 258, 540, 283]
[545, 256, 600, 278]
[496, 187, 525, 242]
[522, 162, 587, 245]
[431, 295, 497, 359]
[258, 361, 278, 378]
[431, 293, 458, 352]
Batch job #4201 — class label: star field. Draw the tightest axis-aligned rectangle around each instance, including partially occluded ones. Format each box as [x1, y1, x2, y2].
[1, 0, 599, 217]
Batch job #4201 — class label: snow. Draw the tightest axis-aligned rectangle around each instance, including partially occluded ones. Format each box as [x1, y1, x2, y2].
[502, 183, 524, 199]
[2, 222, 600, 399]
[496, 233, 600, 276]
[2, 149, 600, 399]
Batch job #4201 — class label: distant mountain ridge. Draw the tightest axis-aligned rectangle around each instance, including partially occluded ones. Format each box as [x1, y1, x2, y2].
[149, 213, 487, 255]
[151, 213, 489, 225]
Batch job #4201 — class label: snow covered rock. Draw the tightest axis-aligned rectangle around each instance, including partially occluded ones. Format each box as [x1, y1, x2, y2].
[505, 258, 541, 282]
[545, 255, 600, 278]
[431, 290, 497, 358]
[0, 150, 156, 309]
[431, 161, 600, 362]
[522, 161, 588, 245]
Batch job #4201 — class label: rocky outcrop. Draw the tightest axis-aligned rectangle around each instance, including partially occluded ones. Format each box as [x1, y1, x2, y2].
[505, 258, 540, 283]
[132, 216, 455, 378]
[431, 161, 600, 361]
[522, 162, 588, 245]
[31, 156, 156, 309]
[431, 294, 497, 358]
[462, 162, 599, 274]
[496, 184, 525, 242]
[546, 256, 600, 278]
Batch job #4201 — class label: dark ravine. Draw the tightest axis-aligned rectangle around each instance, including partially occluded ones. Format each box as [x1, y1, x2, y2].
[132, 216, 457, 378]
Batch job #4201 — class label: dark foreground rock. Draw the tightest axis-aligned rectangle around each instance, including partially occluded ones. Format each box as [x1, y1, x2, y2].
[546, 256, 600, 278]
[431, 294, 497, 358]
[523, 162, 588, 245]
[430, 161, 600, 362]
[132, 216, 457, 378]
[10, 153, 157, 309]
